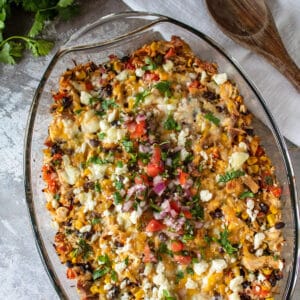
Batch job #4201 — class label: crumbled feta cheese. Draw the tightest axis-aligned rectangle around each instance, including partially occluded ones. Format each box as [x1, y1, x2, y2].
[193, 261, 209, 275]
[279, 260, 284, 270]
[248, 273, 256, 282]
[200, 190, 213, 202]
[115, 261, 127, 275]
[51, 220, 59, 231]
[129, 208, 143, 225]
[212, 73, 228, 85]
[228, 292, 240, 300]
[191, 294, 211, 300]
[62, 119, 78, 138]
[115, 164, 128, 175]
[81, 110, 100, 133]
[246, 199, 258, 222]
[103, 127, 126, 144]
[135, 68, 145, 77]
[229, 276, 244, 292]
[157, 103, 176, 113]
[102, 210, 110, 217]
[200, 71, 207, 84]
[107, 109, 117, 122]
[229, 151, 249, 170]
[189, 73, 197, 80]
[178, 128, 189, 147]
[210, 259, 227, 273]
[200, 150, 208, 161]
[255, 248, 263, 257]
[104, 283, 112, 291]
[77, 192, 96, 213]
[254, 232, 265, 249]
[144, 263, 152, 276]
[99, 120, 109, 131]
[163, 60, 174, 72]
[116, 70, 128, 81]
[180, 148, 189, 161]
[51, 199, 59, 209]
[88, 164, 107, 181]
[257, 273, 266, 282]
[60, 155, 80, 185]
[80, 91, 92, 105]
[185, 278, 198, 289]
[79, 224, 91, 233]
[120, 293, 130, 300]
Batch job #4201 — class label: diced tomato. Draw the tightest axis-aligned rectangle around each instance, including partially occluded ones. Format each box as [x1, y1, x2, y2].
[178, 169, 189, 186]
[164, 47, 176, 59]
[42, 165, 58, 193]
[146, 219, 165, 232]
[143, 245, 157, 263]
[66, 268, 76, 279]
[170, 200, 181, 213]
[85, 81, 93, 91]
[171, 241, 184, 252]
[182, 210, 192, 219]
[135, 174, 149, 185]
[255, 145, 265, 157]
[128, 120, 146, 139]
[53, 92, 67, 101]
[52, 153, 62, 160]
[144, 72, 160, 81]
[252, 285, 270, 297]
[269, 186, 282, 198]
[189, 80, 200, 89]
[147, 146, 164, 177]
[125, 61, 135, 70]
[174, 255, 192, 265]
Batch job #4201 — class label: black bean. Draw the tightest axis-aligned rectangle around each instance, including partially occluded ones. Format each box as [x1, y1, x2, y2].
[89, 139, 100, 147]
[104, 84, 112, 96]
[114, 241, 124, 248]
[121, 55, 130, 62]
[216, 105, 224, 112]
[202, 91, 217, 101]
[242, 281, 250, 289]
[275, 222, 285, 229]
[51, 143, 62, 155]
[62, 97, 72, 109]
[83, 182, 95, 192]
[240, 268, 245, 277]
[259, 202, 269, 214]
[210, 208, 223, 219]
[240, 294, 251, 300]
[269, 272, 277, 287]
[248, 245, 255, 254]
[274, 270, 283, 281]
[111, 120, 118, 126]
[158, 232, 168, 242]
[66, 260, 73, 268]
[245, 128, 254, 136]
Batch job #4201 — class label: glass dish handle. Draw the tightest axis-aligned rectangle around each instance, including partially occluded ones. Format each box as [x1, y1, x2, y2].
[61, 12, 167, 51]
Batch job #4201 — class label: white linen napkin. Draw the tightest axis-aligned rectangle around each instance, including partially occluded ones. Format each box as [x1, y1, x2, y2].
[122, 0, 300, 146]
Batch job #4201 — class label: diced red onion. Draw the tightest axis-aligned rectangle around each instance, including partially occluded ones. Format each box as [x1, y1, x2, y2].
[194, 221, 204, 229]
[139, 144, 150, 153]
[166, 158, 172, 167]
[127, 184, 146, 199]
[122, 200, 134, 212]
[136, 114, 146, 123]
[153, 182, 166, 196]
[170, 209, 178, 218]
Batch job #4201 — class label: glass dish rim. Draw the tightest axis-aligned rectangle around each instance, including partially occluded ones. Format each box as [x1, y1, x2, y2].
[23, 11, 299, 299]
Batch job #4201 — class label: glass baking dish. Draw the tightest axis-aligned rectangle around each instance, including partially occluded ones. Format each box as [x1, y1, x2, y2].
[24, 11, 299, 299]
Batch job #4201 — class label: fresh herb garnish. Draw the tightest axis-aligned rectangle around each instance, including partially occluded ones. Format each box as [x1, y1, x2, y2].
[158, 242, 173, 256]
[162, 290, 176, 300]
[110, 270, 118, 282]
[113, 191, 123, 204]
[175, 270, 185, 283]
[150, 201, 162, 212]
[88, 156, 108, 165]
[102, 99, 117, 111]
[191, 202, 204, 220]
[98, 132, 106, 140]
[122, 139, 134, 152]
[134, 90, 150, 108]
[154, 80, 172, 97]
[182, 221, 195, 242]
[204, 112, 220, 126]
[164, 114, 181, 131]
[98, 254, 111, 266]
[91, 217, 101, 225]
[116, 161, 123, 168]
[114, 180, 124, 191]
[94, 182, 101, 193]
[92, 266, 110, 280]
[74, 109, 82, 115]
[142, 56, 157, 70]
[215, 228, 238, 255]
[186, 266, 194, 275]
[71, 238, 92, 259]
[239, 190, 255, 199]
[218, 170, 245, 183]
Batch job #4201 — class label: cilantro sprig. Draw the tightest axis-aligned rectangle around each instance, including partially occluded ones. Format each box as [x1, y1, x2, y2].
[204, 112, 220, 126]
[215, 228, 238, 255]
[142, 56, 157, 70]
[154, 80, 172, 97]
[163, 114, 181, 131]
[218, 170, 245, 183]
[0, 0, 78, 64]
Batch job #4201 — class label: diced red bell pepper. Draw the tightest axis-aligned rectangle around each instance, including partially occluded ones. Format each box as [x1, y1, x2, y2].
[145, 219, 165, 232]
[128, 120, 146, 139]
[85, 81, 93, 91]
[174, 255, 192, 265]
[144, 72, 160, 81]
[178, 169, 189, 186]
[165, 47, 176, 59]
[135, 174, 149, 185]
[269, 186, 282, 198]
[170, 241, 184, 252]
[182, 210, 192, 219]
[170, 200, 181, 213]
[53, 92, 67, 101]
[147, 146, 164, 177]
[66, 268, 76, 279]
[255, 145, 265, 157]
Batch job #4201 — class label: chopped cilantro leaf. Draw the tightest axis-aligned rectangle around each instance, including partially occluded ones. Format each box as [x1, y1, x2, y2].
[94, 182, 101, 193]
[91, 217, 101, 225]
[88, 156, 108, 165]
[92, 267, 110, 280]
[142, 57, 157, 70]
[163, 114, 181, 131]
[102, 99, 117, 110]
[113, 191, 123, 204]
[111, 270, 118, 282]
[239, 190, 255, 199]
[115, 180, 124, 190]
[175, 270, 185, 283]
[116, 161, 123, 168]
[98, 253, 111, 266]
[122, 139, 134, 152]
[154, 80, 172, 97]
[124, 256, 129, 266]
[186, 266, 194, 275]
[218, 170, 245, 183]
[74, 109, 82, 114]
[204, 112, 220, 126]
[134, 90, 150, 108]
[162, 290, 176, 300]
[191, 202, 204, 220]
[216, 228, 238, 255]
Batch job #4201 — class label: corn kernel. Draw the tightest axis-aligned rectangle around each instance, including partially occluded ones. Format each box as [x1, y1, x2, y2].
[247, 156, 258, 165]
[266, 298, 274, 300]
[247, 164, 259, 174]
[233, 266, 240, 277]
[128, 75, 136, 82]
[90, 285, 100, 294]
[242, 212, 249, 220]
[267, 214, 276, 226]
[187, 58, 193, 67]
[74, 220, 83, 230]
[159, 71, 169, 81]
[217, 284, 226, 295]
[75, 70, 86, 80]
[270, 205, 278, 214]
[71, 257, 77, 264]
[262, 268, 272, 275]
[128, 97, 135, 110]
[134, 290, 144, 299]
[150, 42, 158, 52]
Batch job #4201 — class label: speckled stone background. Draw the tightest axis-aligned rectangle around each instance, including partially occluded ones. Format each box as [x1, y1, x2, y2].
[0, 0, 299, 299]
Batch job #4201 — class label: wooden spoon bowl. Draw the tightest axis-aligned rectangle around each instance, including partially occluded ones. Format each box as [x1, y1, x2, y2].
[206, 0, 300, 92]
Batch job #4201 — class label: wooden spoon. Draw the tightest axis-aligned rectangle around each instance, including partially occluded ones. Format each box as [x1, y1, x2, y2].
[206, 0, 300, 92]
